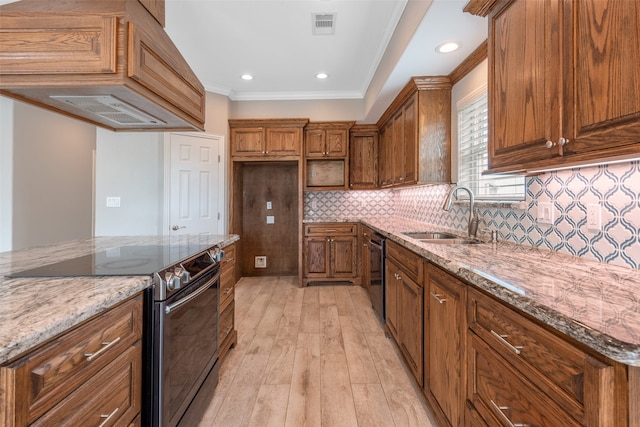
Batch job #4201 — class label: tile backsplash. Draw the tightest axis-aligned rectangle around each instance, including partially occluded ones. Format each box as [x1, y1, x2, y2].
[304, 160, 640, 270]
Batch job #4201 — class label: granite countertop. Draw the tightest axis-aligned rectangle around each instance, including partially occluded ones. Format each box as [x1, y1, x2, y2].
[0, 234, 239, 365]
[305, 216, 640, 366]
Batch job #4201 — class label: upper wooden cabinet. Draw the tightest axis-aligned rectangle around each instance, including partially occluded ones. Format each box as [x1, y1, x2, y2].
[349, 125, 379, 190]
[305, 122, 353, 158]
[229, 119, 308, 159]
[377, 77, 452, 187]
[470, 0, 640, 173]
[138, 0, 165, 26]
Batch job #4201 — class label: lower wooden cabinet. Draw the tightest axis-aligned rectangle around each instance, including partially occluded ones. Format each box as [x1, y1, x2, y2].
[0, 294, 143, 426]
[219, 243, 238, 361]
[303, 223, 358, 285]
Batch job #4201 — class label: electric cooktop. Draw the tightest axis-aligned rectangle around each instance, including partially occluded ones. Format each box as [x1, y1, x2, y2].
[6, 244, 216, 278]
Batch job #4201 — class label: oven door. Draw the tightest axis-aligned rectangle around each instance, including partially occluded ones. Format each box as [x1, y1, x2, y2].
[153, 269, 219, 427]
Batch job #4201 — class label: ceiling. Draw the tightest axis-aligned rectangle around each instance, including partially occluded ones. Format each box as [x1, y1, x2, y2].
[165, 0, 487, 122]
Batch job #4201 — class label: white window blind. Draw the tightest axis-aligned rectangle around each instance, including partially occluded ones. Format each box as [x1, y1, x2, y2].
[457, 89, 524, 201]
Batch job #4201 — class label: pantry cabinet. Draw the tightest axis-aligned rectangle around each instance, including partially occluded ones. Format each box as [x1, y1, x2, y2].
[229, 119, 308, 159]
[470, 0, 640, 173]
[303, 223, 358, 285]
[349, 125, 378, 190]
[377, 77, 451, 187]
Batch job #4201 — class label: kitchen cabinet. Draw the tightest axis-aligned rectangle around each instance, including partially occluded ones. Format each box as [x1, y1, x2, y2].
[469, 0, 640, 173]
[303, 223, 358, 285]
[359, 224, 374, 292]
[376, 77, 451, 187]
[349, 125, 379, 189]
[0, 294, 143, 426]
[304, 122, 354, 190]
[219, 243, 238, 361]
[385, 240, 424, 385]
[466, 287, 621, 426]
[229, 119, 309, 159]
[138, 0, 165, 26]
[424, 263, 466, 427]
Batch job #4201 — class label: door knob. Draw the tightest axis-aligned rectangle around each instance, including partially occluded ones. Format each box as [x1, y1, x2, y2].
[172, 225, 186, 231]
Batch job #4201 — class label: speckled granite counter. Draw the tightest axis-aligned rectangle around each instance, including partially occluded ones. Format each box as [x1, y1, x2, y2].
[305, 216, 640, 366]
[0, 234, 239, 365]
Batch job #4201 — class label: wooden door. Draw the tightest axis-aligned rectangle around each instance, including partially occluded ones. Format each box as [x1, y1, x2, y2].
[392, 111, 404, 184]
[428, 265, 465, 427]
[325, 129, 348, 157]
[305, 129, 326, 157]
[304, 237, 329, 277]
[230, 127, 264, 157]
[399, 273, 423, 386]
[379, 122, 393, 187]
[402, 93, 418, 184]
[266, 127, 302, 156]
[330, 236, 357, 278]
[349, 130, 378, 189]
[385, 259, 400, 341]
[488, 0, 562, 170]
[562, 0, 640, 157]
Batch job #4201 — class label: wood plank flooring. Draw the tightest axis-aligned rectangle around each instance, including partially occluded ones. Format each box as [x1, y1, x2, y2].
[196, 276, 436, 427]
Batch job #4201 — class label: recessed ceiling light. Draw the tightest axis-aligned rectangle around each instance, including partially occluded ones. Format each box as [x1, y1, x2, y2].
[241, 74, 254, 80]
[316, 73, 329, 79]
[435, 41, 460, 54]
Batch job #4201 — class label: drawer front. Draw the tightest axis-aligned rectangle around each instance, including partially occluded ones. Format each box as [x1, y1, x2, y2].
[468, 332, 581, 427]
[305, 223, 357, 236]
[386, 240, 423, 283]
[10, 295, 143, 423]
[219, 302, 235, 345]
[32, 342, 142, 427]
[220, 267, 235, 312]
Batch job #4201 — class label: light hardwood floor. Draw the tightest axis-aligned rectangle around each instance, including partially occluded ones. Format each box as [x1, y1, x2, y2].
[197, 276, 436, 427]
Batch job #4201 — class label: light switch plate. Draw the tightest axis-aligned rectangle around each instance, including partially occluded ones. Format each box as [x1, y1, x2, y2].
[266, 201, 272, 210]
[106, 196, 121, 207]
[266, 215, 275, 224]
[537, 202, 554, 224]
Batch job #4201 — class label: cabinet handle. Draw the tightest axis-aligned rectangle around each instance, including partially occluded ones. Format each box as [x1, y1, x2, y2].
[325, 229, 337, 232]
[84, 336, 121, 362]
[545, 140, 556, 149]
[98, 407, 119, 427]
[490, 400, 529, 427]
[394, 273, 402, 281]
[265, 151, 269, 154]
[224, 287, 233, 295]
[490, 329, 523, 355]
[430, 292, 446, 304]
[559, 137, 569, 146]
[223, 326, 233, 336]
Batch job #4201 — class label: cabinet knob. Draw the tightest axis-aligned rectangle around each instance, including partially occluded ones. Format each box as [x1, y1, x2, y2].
[545, 140, 556, 149]
[559, 137, 569, 146]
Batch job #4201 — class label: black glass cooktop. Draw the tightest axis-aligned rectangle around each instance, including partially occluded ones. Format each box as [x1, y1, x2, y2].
[6, 244, 215, 278]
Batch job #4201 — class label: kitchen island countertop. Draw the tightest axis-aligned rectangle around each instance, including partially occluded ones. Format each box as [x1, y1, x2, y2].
[305, 216, 640, 366]
[0, 235, 239, 365]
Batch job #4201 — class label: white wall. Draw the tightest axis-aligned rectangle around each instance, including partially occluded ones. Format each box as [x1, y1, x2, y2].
[230, 98, 366, 122]
[0, 98, 13, 251]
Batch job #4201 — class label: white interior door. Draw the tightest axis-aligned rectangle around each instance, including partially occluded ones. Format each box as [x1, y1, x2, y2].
[168, 133, 224, 237]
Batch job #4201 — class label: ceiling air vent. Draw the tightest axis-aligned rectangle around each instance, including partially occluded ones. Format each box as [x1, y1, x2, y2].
[49, 95, 165, 126]
[312, 13, 336, 35]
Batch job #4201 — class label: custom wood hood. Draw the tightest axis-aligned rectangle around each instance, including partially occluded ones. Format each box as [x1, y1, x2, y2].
[0, 0, 205, 131]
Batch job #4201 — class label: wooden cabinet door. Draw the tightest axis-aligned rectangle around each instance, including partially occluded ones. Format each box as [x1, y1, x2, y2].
[427, 264, 465, 427]
[266, 127, 301, 156]
[392, 111, 405, 184]
[360, 226, 372, 291]
[305, 129, 326, 157]
[379, 122, 393, 187]
[385, 260, 400, 341]
[562, 0, 640, 157]
[402, 94, 418, 185]
[326, 129, 348, 157]
[349, 129, 378, 189]
[330, 236, 357, 278]
[304, 237, 329, 277]
[488, 0, 562, 170]
[231, 127, 265, 157]
[399, 273, 423, 386]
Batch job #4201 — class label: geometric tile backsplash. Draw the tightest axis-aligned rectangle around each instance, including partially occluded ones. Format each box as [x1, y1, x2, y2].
[305, 160, 640, 271]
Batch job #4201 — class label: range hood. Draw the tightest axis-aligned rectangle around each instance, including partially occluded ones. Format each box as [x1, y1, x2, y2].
[0, 0, 205, 131]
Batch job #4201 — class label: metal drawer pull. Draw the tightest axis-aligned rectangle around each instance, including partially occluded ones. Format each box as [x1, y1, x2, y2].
[430, 292, 446, 304]
[324, 229, 337, 232]
[84, 337, 121, 362]
[98, 407, 119, 427]
[224, 287, 233, 295]
[490, 400, 529, 427]
[490, 329, 523, 355]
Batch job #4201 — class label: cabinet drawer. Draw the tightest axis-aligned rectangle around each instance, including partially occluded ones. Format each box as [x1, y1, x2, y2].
[468, 288, 614, 423]
[219, 302, 235, 345]
[386, 240, 423, 283]
[304, 223, 356, 236]
[32, 342, 142, 427]
[3, 295, 143, 424]
[468, 332, 580, 427]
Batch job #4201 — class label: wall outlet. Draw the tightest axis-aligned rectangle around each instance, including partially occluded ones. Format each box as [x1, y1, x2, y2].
[537, 202, 555, 224]
[255, 256, 267, 268]
[586, 204, 602, 231]
[106, 196, 121, 207]
[266, 215, 275, 224]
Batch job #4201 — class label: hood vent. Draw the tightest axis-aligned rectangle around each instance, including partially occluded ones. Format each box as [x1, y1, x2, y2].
[312, 13, 336, 35]
[50, 96, 166, 126]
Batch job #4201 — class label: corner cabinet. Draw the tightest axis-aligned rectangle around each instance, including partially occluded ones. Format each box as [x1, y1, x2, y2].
[0, 295, 143, 426]
[303, 223, 358, 286]
[349, 125, 379, 190]
[469, 0, 640, 173]
[229, 119, 308, 160]
[377, 77, 451, 188]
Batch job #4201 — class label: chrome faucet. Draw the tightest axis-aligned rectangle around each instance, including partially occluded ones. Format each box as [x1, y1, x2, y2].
[443, 185, 479, 238]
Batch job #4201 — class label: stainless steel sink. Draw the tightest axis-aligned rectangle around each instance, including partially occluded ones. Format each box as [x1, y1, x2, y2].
[402, 231, 484, 245]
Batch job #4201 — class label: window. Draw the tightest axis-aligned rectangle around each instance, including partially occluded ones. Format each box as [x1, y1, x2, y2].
[457, 86, 525, 201]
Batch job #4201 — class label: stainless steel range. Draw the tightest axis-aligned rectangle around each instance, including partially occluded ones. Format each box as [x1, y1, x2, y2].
[7, 243, 224, 427]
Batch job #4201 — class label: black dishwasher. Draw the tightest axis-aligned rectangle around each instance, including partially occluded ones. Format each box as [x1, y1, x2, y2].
[368, 233, 385, 322]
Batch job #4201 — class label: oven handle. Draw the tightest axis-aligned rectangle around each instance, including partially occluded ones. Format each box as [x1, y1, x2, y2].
[369, 238, 383, 250]
[165, 276, 217, 314]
